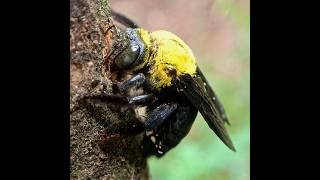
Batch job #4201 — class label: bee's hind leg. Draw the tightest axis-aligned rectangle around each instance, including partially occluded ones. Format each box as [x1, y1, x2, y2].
[143, 103, 179, 130]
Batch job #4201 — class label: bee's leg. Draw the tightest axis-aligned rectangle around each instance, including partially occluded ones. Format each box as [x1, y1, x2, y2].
[80, 73, 156, 107]
[143, 101, 198, 157]
[143, 103, 179, 131]
[81, 93, 157, 109]
[115, 73, 146, 94]
[81, 94, 129, 105]
[128, 94, 157, 106]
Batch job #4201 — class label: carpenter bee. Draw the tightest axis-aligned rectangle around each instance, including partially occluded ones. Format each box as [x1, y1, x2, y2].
[104, 10, 235, 157]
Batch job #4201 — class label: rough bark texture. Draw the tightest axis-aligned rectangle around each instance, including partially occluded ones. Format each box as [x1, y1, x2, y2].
[70, 0, 149, 179]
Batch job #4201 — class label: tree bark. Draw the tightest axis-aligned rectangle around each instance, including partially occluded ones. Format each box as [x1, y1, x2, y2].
[70, 0, 149, 179]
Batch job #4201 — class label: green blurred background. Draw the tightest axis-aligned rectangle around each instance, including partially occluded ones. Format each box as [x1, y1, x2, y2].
[110, 0, 250, 179]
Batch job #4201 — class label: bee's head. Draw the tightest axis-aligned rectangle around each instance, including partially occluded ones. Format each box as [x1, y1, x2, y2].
[111, 28, 150, 72]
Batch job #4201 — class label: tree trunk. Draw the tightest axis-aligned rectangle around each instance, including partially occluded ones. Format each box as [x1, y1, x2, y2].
[70, 0, 149, 179]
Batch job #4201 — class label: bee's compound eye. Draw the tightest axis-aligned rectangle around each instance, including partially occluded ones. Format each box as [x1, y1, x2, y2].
[115, 44, 140, 69]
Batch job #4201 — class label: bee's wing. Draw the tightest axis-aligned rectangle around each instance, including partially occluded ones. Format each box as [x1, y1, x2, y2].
[196, 67, 231, 125]
[175, 70, 236, 151]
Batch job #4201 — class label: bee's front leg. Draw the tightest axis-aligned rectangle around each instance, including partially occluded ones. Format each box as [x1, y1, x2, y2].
[128, 94, 157, 106]
[79, 73, 155, 108]
[115, 73, 146, 94]
[111, 73, 157, 107]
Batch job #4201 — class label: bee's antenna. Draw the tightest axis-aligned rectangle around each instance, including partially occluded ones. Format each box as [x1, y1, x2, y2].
[111, 9, 140, 28]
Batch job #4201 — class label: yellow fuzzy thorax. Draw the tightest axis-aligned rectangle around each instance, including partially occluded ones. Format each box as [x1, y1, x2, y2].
[136, 28, 197, 89]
